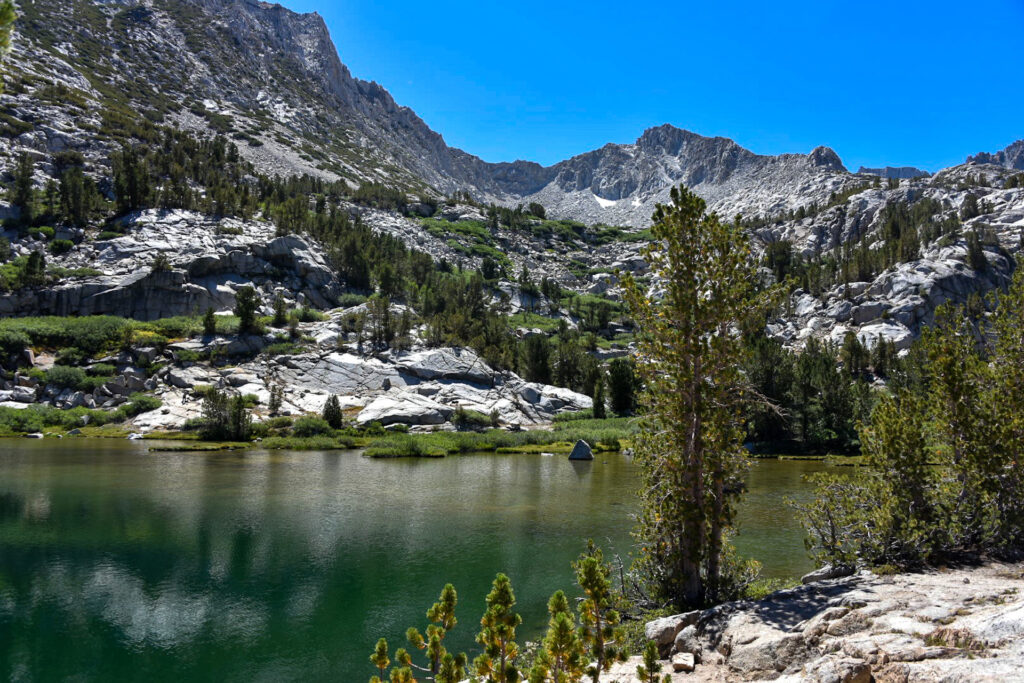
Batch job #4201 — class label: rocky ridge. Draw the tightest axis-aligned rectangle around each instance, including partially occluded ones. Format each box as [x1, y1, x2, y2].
[607, 561, 1024, 682]
[0, 0, 925, 228]
[0, 209, 341, 319]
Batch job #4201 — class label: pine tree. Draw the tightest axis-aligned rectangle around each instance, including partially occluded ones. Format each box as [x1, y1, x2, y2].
[272, 295, 288, 327]
[474, 573, 522, 683]
[574, 542, 625, 681]
[522, 335, 551, 384]
[322, 395, 343, 429]
[59, 168, 91, 227]
[606, 358, 636, 415]
[591, 374, 606, 419]
[622, 186, 767, 607]
[234, 285, 260, 335]
[369, 638, 390, 683]
[21, 251, 45, 287]
[203, 307, 217, 336]
[406, 584, 466, 679]
[199, 389, 229, 440]
[635, 641, 668, 683]
[528, 590, 584, 683]
[0, 1, 16, 92]
[228, 395, 252, 441]
[965, 231, 987, 271]
[12, 152, 34, 224]
[268, 384, 283, 416]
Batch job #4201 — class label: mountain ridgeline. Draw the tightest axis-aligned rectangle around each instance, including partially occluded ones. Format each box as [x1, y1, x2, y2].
[8, 0, 1005, 227]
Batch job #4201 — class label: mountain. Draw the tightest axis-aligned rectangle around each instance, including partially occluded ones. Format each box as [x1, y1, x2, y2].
[1, 0, 1022, 339]
[967, 140, 1024, 170]
[857, 166, 931, 180]
[4, 0, 862, 226]
[473, 127, 855, 227]
[1, 0, 1023, 438]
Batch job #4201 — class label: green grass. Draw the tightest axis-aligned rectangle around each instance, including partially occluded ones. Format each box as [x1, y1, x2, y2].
[260, 435, 357, 450]
[508, 312, 563, 333]
[594, 332, 635, 350]
[365, 419, 634, 458]
[48, 267, 104, 279]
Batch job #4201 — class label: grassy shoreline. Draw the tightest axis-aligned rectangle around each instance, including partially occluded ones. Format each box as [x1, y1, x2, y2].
[2, 416, 639, 456]
[2, 415, 864, 462]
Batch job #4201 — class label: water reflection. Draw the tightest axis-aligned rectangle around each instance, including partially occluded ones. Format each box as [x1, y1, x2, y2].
[0, 441, 825, 681]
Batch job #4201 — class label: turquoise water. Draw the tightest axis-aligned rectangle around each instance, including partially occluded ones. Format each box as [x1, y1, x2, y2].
[0, 440, 826, 680]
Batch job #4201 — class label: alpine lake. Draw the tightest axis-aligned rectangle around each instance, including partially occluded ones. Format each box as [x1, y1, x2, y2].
[0, 440, 832, 681]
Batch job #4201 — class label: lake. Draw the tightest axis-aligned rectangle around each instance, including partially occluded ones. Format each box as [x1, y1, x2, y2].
[0, 440, 829, 681]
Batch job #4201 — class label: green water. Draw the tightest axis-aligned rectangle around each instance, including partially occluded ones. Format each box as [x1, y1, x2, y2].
[0, 441, 828, 681]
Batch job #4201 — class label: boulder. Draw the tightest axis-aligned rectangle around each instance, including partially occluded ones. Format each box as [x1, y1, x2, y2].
[802, 564, 855, 584]
[12, 386, 36, 403]
[671, 652, 695, 673]
[851, 301, 887, 325]
[568, 439, 594, 461]
[673, 624, 702, 661]
[645, 611, 700, 651]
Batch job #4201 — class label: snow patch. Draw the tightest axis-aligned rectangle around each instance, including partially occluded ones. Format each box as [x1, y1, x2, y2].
[594, 194, 617, 209]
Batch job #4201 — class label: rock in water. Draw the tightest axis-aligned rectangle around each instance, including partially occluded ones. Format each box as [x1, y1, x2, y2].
[568, 439, 594, 461]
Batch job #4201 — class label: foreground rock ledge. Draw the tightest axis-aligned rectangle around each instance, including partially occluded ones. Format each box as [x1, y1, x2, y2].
[609, 561, 1024, 682]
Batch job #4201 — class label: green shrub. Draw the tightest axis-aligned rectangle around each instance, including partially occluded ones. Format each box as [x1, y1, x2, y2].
[296, 307, 327, 322]
[337, 293, 367, 308]
[264, 416, 293, 430]
[87, 363, 117, 377]
[192, 384, 217, 399]
[0, 316, 131, 355]
[0, 328, 30, 356]
[48, 239, 74, 255]
[78, 375, 113, 393]
[452, 406, 495, 429]
[45, 365, 86, 390]
[55, 347, 88, 366]
[291, 415, 333, 438]
[175, 349, 202, 363]
[0, 394, 161, 435]
[97, 231, 121, 241]
[30, 226, 55, 241]
[115, 394, 161, 418]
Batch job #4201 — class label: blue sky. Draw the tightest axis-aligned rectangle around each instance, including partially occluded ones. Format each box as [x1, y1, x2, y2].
[281, 0, 1024, 172]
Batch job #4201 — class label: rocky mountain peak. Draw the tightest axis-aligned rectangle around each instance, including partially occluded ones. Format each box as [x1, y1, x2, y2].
[7, 0, 1019, 232]
[967, 139, 1024, 170]
[808, 146, 846, 172]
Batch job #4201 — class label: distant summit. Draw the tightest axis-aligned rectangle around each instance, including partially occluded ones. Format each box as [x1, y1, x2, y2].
[967, 140, 1024, 170]
[858, 166, 931, 180]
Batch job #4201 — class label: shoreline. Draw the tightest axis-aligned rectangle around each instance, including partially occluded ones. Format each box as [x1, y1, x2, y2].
[621, 559, 1024, 682]
[0, 429, 861, 461]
